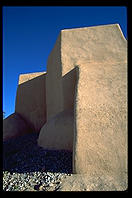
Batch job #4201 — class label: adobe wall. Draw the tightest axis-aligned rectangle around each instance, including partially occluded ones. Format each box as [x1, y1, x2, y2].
[46, 34, 78, 120]
[39, 24, 127, 182]
[61, 24, 127, 180]
[73, 61, 127, 179]
[62, 68, 77, 111]
[37, 67, 77, 151]
[15, 72, 47, 132]
[38, 109, 74, 151]
[68, 25, 127, 178]
[46, 34, 64, 121]
[3, 113, 33, 141]
[45, 24, 127, 115]
[61, 24, 127, 75]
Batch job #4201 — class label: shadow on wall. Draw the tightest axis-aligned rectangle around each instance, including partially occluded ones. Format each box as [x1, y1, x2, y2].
[3, 66, 79, 174]
[72, 66, 80, 174]
[37, 66, 80, 154]
[62, 66, 79, 111]
[15, 73, 47, 132]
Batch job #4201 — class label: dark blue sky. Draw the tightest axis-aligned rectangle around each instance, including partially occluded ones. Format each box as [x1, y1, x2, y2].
[3, 6, 127, 118]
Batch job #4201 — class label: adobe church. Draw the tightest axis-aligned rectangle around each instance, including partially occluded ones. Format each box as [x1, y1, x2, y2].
[3, 24, 127, 188]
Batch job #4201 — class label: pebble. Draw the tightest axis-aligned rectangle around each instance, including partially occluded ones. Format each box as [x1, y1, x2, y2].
[3, 171, 70, 191]
[3, 132, 72, 191]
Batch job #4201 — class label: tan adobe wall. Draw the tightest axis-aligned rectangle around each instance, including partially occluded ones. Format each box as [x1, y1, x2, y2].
[38, 24, 127, 184]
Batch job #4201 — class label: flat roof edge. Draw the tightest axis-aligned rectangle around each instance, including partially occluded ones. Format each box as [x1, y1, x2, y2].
[61, 23, 120, 32]
[18, 71, 46, 84]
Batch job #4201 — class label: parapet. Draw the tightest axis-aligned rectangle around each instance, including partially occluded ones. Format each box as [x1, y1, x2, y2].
[18, 72, 46, 84]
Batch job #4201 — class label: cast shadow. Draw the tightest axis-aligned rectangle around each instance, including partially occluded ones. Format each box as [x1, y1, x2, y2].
[3, 132, 72, 174]
[15, 73, 47, 132]
[3, 66, 79, 175]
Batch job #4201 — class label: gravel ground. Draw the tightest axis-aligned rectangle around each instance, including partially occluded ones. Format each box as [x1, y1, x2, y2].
[3, 132, 72, 191]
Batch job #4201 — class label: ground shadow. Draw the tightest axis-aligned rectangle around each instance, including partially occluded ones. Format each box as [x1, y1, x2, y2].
[3, 132, 72, 174]
[3, 66, 80, 175]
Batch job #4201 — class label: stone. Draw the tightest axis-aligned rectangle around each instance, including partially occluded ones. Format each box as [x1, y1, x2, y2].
[15, 72, 47, 132]
[3, 113, 32, 141]
[38, 109, 74, 151]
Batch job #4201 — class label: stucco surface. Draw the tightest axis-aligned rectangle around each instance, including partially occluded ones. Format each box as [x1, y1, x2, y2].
[62, 67, 77, 111]
[45, 24, 127, 116]
[3, 113, 32, 141]
[19, 72, 46, 84]
[61, 24, 127, 76]
[38, 24, 127, 184]
[68, 25, 127, 178]
[15, 72, 47, 132]
[46, 34, 63, 121]
[59, 172, 127, 191]
[38, 109, 74, 151]
[38, 67, 77, 151]
[73, 62, 127, 180]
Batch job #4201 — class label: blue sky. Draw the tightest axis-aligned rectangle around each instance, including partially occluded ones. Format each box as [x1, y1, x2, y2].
[3, 6, 127, 118]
